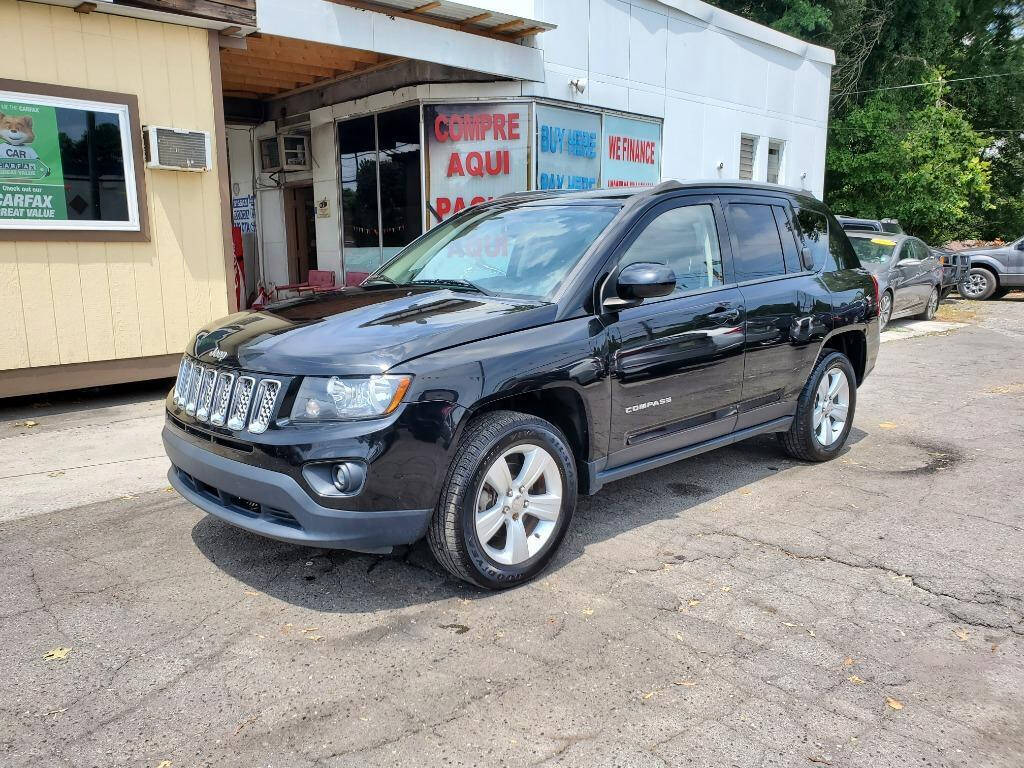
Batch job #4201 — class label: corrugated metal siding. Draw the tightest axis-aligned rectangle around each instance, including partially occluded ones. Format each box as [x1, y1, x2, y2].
[0, 0, 229, 372]
[738, 134, 756, 180]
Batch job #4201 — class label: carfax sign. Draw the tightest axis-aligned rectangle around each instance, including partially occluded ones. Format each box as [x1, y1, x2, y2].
[0, 88, 139, 232]
[0, 98, 68, 220]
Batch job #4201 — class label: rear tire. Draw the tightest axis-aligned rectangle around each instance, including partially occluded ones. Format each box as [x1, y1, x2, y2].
[779, 351, 857, 462]
[959, 268, 997, 300]
[427, 410, 577, 589]
[879, 291, 893, 331]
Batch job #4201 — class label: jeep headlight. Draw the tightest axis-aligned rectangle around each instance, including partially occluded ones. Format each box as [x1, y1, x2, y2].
[290, 375, 412, 421]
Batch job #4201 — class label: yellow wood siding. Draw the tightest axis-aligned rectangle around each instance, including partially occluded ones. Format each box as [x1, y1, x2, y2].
[0, 0, 229, 372]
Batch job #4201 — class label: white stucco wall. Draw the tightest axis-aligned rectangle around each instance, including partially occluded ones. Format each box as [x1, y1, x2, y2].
[529, 0, 833, 196]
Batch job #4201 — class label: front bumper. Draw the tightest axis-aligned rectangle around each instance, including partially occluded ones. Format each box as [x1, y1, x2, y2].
[163, 426, 432, 552]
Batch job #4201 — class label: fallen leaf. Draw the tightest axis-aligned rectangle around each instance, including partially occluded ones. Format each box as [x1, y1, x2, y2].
[47, 470, 64, 478]
[848, 675, 865, 685]
[582, 608, 594, 616]
[808, 758, 832, 766]
[44, 647, 71, 661]
[676, 632, 685, 642]
[721, 585, 731, 592]
[688, 599, 701, 607]
[783, 622, 799, 627]
[739, 488, 753, 496]
[843, 657, 854, 667]
[307, 635, 324, 642]
[303, 626, 319, 632]
[439, 623, 470, 634]
[243, 590, 260, 596]
[22, 420, 39, 428]
[163, 487, 174, 492]
[120, 494, 136, 500]
[954, 628, 970, 642]
[885, 697, 903, 711]
[156, 762, 172, 768]
[627, 568, 638, 574]
[878, 422, 898, 430]
[642, 691, 656, 700]
[673, 679, 698, 687]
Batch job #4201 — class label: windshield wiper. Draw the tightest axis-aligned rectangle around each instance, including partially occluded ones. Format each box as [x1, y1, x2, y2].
[361, 275, 400, 288]
[409, 278, 492, 296]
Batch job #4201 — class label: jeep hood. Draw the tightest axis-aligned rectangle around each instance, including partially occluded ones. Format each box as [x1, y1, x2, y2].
[190, 287, 555, 375]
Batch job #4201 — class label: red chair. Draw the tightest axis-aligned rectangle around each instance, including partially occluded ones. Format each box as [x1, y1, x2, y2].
[279, 270, 337, 296]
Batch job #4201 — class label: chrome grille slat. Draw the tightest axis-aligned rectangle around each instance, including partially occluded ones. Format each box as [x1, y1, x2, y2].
[184, 363, 204, 415]
[227, 376, 256, 431]
[173, 358, 190, 405]
[248, 379, 282, 435]
[195, 368, 218, 422]
[209, 372, 236, 426]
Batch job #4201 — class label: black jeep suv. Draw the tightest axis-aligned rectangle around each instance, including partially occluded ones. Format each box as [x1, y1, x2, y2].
[164, 181, 879, 589]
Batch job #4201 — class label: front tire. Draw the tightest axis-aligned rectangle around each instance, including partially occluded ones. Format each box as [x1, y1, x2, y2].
[779, 351, 857, 462]
[428, 410, 577, 589]
[919, 287, 939, 319]
[959, 268, 997, 300]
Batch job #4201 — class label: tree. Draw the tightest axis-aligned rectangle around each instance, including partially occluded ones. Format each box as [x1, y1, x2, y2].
[827, 95, 991, 242]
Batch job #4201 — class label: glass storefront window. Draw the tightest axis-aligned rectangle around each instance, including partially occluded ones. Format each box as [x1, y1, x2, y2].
[338, 115, 379, 286]
[377, 107, 422, 261]
[338, 108, 422, 287]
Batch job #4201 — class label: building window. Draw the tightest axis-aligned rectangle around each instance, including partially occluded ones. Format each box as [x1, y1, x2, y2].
[0, 87, 142, 234]
[738, 134, 758, 180]
[767, 139, 785, 184]
[338, 107, 422, 286]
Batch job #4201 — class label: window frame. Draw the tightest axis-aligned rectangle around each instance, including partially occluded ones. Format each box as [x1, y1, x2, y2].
[597, 193, 736, 309]
[0, 78, 148, 242]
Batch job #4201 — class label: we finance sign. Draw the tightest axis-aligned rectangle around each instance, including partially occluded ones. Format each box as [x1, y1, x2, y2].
[425, 103, 529, 224]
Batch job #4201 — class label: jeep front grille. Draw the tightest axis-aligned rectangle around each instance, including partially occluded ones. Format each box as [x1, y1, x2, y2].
[173, 357, 283, 434]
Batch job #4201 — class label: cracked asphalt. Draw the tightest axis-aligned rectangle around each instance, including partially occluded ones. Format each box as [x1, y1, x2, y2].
[2, 296, 1023, 768]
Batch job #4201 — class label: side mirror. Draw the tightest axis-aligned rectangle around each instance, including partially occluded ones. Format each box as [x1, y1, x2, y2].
[799, 246, 815, 271]
[605, 262, 676, 310]
[1016, 241, 1024, 251]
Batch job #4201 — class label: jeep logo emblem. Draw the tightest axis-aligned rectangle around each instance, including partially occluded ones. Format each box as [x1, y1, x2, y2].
[209, 347, 228, 361]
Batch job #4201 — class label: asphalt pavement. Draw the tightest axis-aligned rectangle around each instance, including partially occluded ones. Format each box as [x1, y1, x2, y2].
[1, 296, 1022, 768]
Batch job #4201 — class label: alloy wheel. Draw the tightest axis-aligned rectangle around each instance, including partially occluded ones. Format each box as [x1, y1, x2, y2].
[927, 289, 939, 317]
[879, 293, 892, 330]
[813, 368, 850, 448]
[475, 444, 563, 566]
[962, 272, 989, 299]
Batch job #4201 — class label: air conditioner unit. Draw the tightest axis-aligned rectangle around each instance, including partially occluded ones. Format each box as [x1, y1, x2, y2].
[259, 134, 311, 173]
[144, 126, 212, 172]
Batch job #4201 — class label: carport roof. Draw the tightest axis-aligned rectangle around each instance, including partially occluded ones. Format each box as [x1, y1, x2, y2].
[347, 0, 555, 37]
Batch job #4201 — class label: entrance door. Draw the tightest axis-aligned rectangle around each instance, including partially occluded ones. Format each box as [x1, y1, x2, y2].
[606, 196, 746, 469]
[285, 184, 317, 283]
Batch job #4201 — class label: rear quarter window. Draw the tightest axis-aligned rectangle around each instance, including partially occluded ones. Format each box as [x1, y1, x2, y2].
[795, 208, 862, 271]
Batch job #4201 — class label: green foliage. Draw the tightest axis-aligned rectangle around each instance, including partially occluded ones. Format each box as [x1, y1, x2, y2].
[715, 0, 1024, 241]
[827, 96, 991, 242]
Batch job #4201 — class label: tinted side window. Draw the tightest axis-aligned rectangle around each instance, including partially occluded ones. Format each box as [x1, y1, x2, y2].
[828, 218, 860, 270]
[773, 205, 802, 273]
[620, 204, 725, 293]
[728, 203, 787, 281]
[795, 208, 831, 270]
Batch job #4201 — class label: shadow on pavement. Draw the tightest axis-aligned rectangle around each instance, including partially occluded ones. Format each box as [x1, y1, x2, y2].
[191, 429, 867, 613]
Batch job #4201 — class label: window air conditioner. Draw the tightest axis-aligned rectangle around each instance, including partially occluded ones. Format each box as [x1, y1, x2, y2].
[144, 126, 212, 172]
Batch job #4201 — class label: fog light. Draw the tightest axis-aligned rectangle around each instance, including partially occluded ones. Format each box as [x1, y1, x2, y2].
[332, 462, 366, 494]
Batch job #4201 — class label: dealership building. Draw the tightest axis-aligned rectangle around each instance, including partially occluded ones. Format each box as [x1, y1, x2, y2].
[0, 0, 833, 397]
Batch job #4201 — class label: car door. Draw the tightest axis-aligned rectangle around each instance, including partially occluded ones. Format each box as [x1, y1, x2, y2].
[1005, 238, 1024, 284]
[605, 196, 746, 469]
[891, 240, 924, 312]
[898, 239, 934, 309]
[722, 195, 827, 425]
